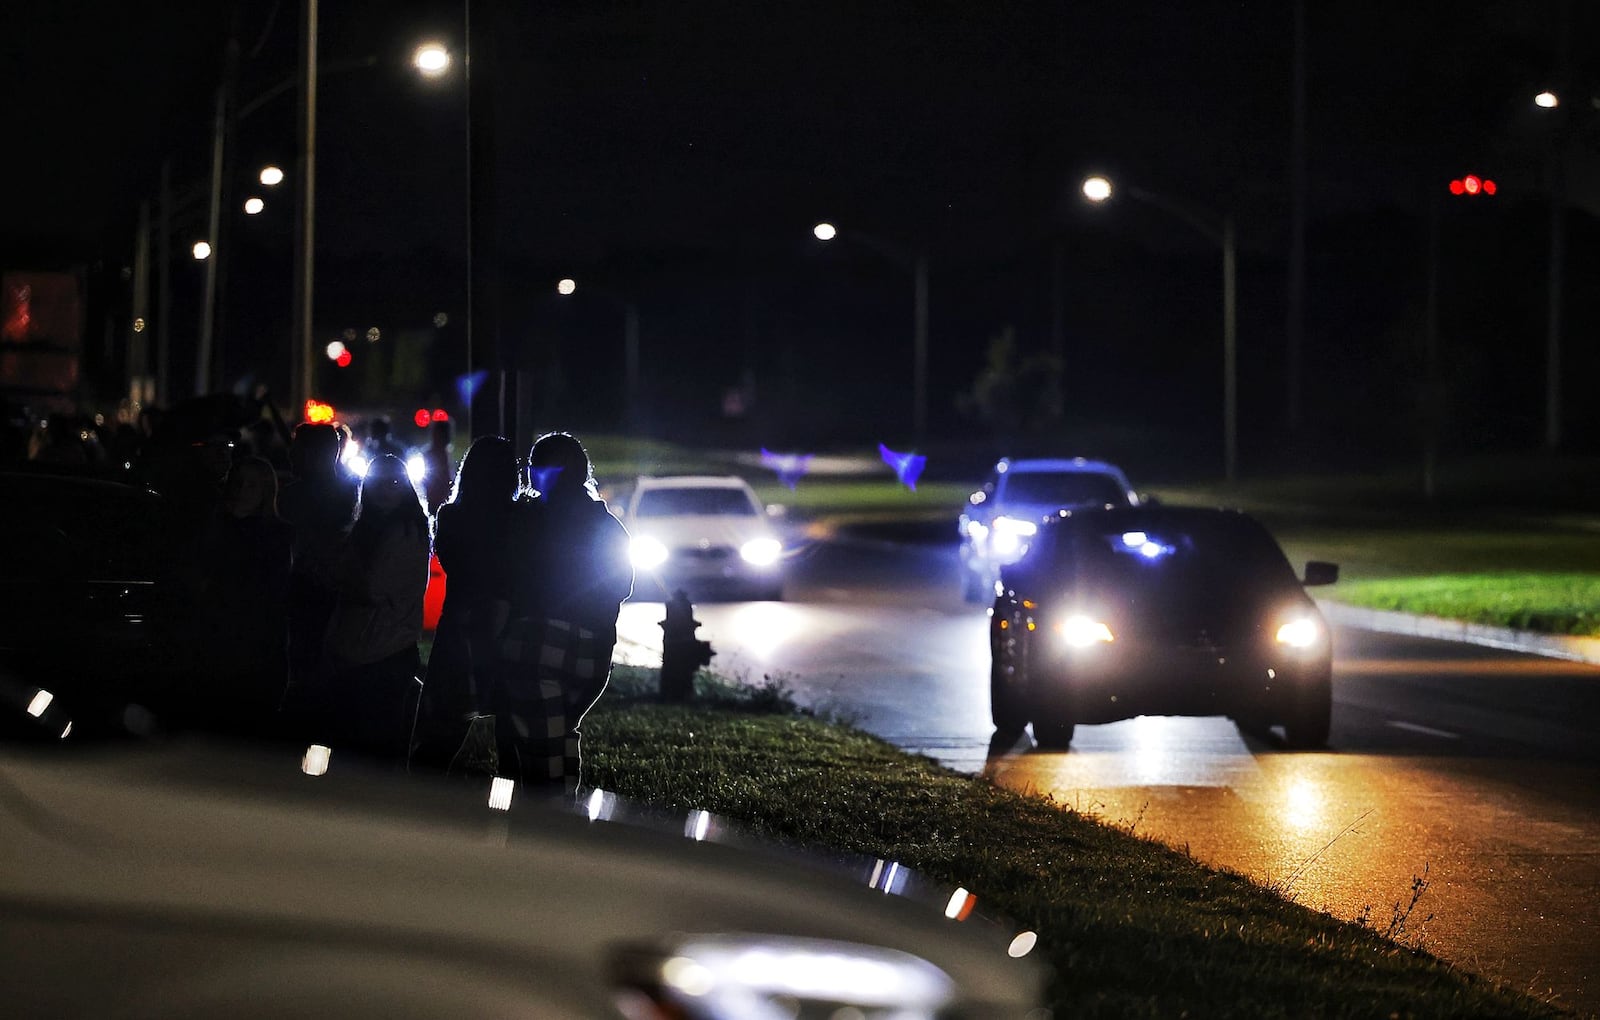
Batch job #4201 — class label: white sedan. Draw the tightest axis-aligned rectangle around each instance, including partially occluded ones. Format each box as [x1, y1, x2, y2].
[625, 475, 786, 601]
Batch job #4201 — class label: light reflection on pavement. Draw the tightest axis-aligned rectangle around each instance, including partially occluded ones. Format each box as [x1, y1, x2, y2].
[611, 543, 1600, 1014]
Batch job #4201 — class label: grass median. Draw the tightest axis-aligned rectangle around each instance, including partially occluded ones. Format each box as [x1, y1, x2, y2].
[1331, 573, 1600, 636]
[584, 669, 1559, 1019]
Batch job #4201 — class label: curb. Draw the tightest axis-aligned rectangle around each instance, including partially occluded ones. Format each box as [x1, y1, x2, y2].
[1316, 599, 1600, 666]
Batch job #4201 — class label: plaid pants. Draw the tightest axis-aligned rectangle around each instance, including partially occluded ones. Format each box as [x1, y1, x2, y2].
[496, 618, 613, 793]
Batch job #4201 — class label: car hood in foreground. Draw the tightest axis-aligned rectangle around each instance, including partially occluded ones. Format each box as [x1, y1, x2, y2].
[0, 741, 1041, 1018]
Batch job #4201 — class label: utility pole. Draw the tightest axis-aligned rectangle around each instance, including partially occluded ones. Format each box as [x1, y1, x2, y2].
[129, 202, 152, 405]
[1286, 0, 1307, 430]
[291, 0, 318, 413]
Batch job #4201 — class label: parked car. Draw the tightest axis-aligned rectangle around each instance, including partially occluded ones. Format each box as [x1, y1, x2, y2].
[958, 457, 1140, 602]
[989, 505, 1338, 749]
[625, 475, 786, 601]
[0, 739, 1045, 1018]
[0, 470, 191, 735]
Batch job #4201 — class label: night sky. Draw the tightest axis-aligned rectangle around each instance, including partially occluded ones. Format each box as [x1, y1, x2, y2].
[8, 1, 1599, 464]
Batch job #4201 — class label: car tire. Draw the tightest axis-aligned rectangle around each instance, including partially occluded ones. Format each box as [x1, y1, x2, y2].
[1031, 717, 1076, 750]
[990, 661, 1029, 732]
[1284, 672, 1332, 750]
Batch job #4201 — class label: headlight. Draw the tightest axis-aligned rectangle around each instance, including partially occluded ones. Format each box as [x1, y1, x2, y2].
[990, 516, 1038, 560]
[739, 537, 782, 566]
[630, 536, 669, 569]
[1056, 614, 1114, 648]
[405, 454, 427, 485]
[349, 455, 370, 479]
[1276, 616, 1321, 648]
[964, 519, 989, 542]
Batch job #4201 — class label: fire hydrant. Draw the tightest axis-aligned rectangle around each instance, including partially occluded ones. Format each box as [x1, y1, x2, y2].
[659, 589, 714, 702]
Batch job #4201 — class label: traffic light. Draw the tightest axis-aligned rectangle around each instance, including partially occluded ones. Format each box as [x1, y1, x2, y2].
[1448, 175, 1497, 196]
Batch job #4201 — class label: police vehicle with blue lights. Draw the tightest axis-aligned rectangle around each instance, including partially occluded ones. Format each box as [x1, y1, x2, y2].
[958, 457, 1140, 602]
[989, 505, 1338, 749]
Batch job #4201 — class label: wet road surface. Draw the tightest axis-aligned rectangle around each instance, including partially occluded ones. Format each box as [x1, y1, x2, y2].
[616, 529, 1600, 1014]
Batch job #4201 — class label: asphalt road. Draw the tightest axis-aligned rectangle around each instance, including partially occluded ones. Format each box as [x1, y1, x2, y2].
[615, 529, 1600, 1016]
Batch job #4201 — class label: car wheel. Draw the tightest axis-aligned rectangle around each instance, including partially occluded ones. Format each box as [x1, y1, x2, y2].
[1284, 672, 1332, 749]
[1032, 717, 1076, 750]
[990, 660, 1029, 732]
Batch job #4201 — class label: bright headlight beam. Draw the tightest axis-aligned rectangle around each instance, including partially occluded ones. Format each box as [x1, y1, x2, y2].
[405, 454, 427, 485]
[739, 537, 782, 566]
[1276, 617, 1321, 648]
[630, 535, 669, 569]
[1058, 615, 1114, 647]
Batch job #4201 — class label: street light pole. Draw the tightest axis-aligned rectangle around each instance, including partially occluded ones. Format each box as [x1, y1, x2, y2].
[913, 252, 928, 442]
[1082, 177, 1239, 482]
[291, 0, 318, 414]
[814, 222, 929, 442]
[1222, 215, 1238, 483]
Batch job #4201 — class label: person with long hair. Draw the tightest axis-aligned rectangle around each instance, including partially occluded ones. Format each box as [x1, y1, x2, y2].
[319, 453, 431, 762]
[413, 436, 519, 770]
[498, 432, 633, 794]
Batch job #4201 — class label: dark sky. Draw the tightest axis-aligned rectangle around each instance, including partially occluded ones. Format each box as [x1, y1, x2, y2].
[8, 1, 1598, 459]
[11, 0, 1593, 262]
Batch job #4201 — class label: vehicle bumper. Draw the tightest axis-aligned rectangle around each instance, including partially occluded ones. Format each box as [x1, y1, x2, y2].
[1027, 642, 1329, 723]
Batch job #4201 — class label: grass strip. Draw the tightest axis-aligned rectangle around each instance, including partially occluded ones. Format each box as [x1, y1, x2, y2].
[584, 674, 1558, 1019]
[1330, 573, 1600, 637]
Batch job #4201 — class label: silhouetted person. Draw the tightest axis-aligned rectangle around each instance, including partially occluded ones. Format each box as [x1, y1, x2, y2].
[419, 418, 456, 515]
[413, 436, 519, 770]
[317, 454, 431, 762]
[365, 416, 407, 462]
[279, 424, 359, 696]
[200, 456, 292, 734]
[496, 432, 632, 794]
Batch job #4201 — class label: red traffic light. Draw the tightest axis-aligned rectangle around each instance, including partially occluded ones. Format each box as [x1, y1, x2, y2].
[1449, 175, 1497, 197]
[431, 408, 449, 422]
[335, 350, 353, 368]
[414, 408, 432, 428]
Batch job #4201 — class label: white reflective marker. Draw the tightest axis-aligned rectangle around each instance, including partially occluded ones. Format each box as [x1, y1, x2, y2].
[301, 744, 331, 776]
[488, 777, 514, 811]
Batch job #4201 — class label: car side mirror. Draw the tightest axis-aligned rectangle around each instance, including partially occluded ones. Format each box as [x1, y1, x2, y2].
[1302, 561, 1339, 586]
[766, 503, 787, 519]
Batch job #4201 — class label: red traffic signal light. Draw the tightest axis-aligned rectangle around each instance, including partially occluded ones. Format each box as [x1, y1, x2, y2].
[335, 350, 353, 367]
[1449, 175, 1497, 196]
[431, 408, 449, 422]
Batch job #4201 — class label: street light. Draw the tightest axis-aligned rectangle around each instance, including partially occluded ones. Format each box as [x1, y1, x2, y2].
[557, 278, 641, 421]
[259, 165, 285, 186]
[192, 241, 213, 261]
[413, 42, 451, 78]
[1082, 175, 1238, 482]
[1535, 90, 1560, 109]
[812, 222, 930, 441]
[243, 197, 265, 215]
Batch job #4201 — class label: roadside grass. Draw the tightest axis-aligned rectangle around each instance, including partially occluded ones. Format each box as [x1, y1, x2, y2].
[1332, 573, 1600, 636]
[583, 689, 1559, 1019]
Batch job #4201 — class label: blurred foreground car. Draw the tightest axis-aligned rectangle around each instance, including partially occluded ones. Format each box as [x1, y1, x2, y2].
[958, 457, 1140, 602]
[626, 475, 786, 601]
[0, 471, 188, 733]
[0, 740, 1044, 1018]
[990, 506, 1338, 749]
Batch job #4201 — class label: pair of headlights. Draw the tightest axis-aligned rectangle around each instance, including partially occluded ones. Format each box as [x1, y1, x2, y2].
[966, 516, 1038, 561]
[1048, 614, 1324, 650]
[630, 536, 782, 570]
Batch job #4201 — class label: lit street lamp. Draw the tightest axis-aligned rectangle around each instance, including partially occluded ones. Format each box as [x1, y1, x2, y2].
[813, 222, 930, 442]
[1535, 90, 1559, 109]
[259, 165, 285, 186]
[413, 42, 451, 78]
[243, 197, 264, 215]
[557, 277, 577, 296]
[192, 241, 213, 261]
[1083, 175, 1238, 482]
